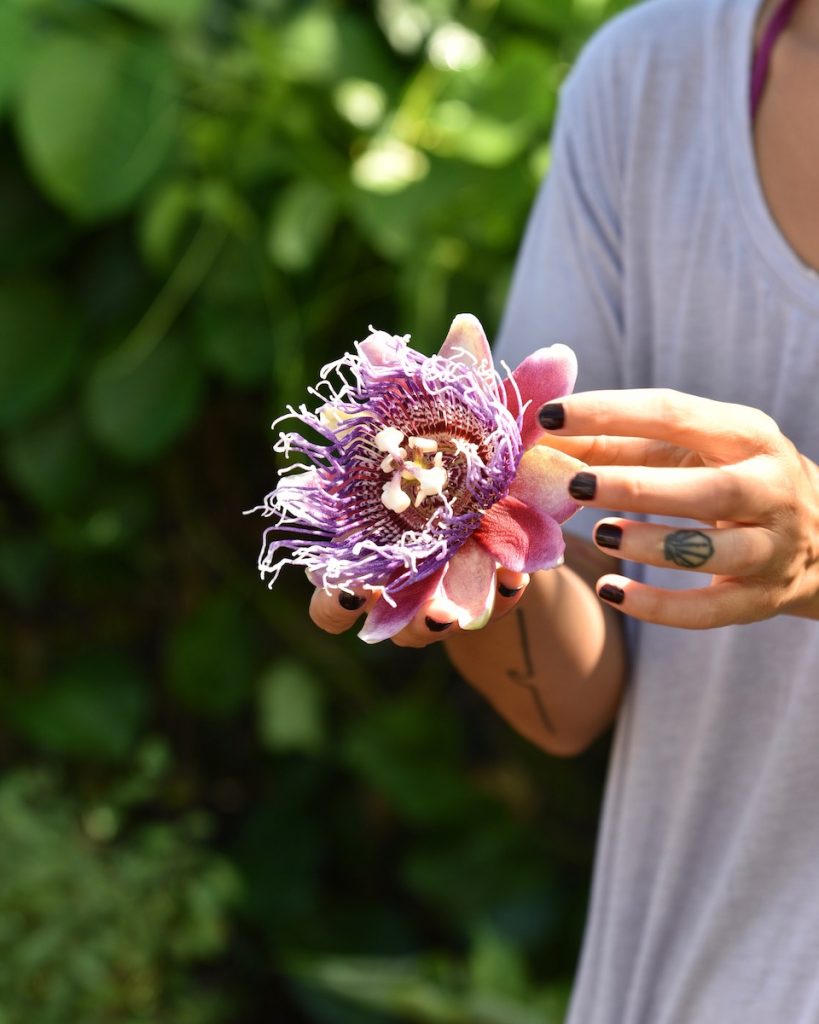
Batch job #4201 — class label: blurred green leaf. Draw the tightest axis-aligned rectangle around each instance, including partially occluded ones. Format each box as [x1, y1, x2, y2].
[195, 303, 274, 388]
[16, 31, 178, 219]
[258, 659, 325, 753]
[139, 179, 197, 269]
[104, 0, 208, 29]
[85, 336, 203, 462]
[0, 2, 30, 115]
[9, 653, 149, 761]
[0, 154, 74, 272]
[165, 594, 256, 717]
[0, 280, 82, 432]
[267, 179, 337, 272]
[502, 0, 576, 32]
[0, 534, 50, 608]
[275, 8, 341, 83]
[3, 409, 96, 510]
[468, 925, 528, 1001]
[291, 950, 569, 1024]
[343, 696, 489, 826]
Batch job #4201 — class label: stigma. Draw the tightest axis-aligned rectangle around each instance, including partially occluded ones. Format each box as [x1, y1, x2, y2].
[375, 428, 448, 513]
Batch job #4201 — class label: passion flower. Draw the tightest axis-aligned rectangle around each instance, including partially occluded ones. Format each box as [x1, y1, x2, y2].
[254, 314, 583, 643]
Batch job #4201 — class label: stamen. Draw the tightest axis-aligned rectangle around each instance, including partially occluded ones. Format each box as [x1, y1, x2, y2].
[381, 471, 411, 513]
[408, 435, 438, 453]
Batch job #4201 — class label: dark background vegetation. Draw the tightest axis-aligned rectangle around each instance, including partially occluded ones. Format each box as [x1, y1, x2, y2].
[0, 0, 633, 1019]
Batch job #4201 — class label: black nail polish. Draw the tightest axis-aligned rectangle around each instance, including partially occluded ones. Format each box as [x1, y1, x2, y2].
[339, 592, 365, 611]
[569, 471, 597, 501]
[595, 524, 622, 550]
[598, 584, 625, 605]
[538, 403, 565, 430]
[498, 583, 523, 598]
[425, 617, 453, 632]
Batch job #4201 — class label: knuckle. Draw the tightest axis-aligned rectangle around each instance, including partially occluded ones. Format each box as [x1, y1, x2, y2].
[746, 407, 780, 447]
[713, 467, 747, 518]
[655, 389, 686, 425]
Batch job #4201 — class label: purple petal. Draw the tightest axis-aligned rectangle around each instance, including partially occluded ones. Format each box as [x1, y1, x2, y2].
[475, 496, 565, 573]
[508, 445, 583, 525]
[358, 567, 445, 644]
[503, 345, 578, 448]
[441, 539, 496, 630]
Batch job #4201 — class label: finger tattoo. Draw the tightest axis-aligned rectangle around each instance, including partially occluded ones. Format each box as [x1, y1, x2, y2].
[663, 529, 714, 568]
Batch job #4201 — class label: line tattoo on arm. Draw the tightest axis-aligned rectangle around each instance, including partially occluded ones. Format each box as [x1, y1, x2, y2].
[663, 529, 714, 568]
[507, 608, 554, 733]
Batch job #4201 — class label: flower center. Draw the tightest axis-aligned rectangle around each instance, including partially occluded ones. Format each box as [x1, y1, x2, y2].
[375, 427, 448, 515]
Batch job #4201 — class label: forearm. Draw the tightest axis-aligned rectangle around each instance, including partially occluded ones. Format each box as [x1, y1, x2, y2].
[444, 536, 627, 755]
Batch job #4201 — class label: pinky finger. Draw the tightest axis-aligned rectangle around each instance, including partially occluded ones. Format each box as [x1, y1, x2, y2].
[594, 573, 761, 629]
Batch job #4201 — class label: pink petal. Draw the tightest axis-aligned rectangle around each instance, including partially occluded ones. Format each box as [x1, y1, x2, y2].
[358, 566, 444, 644]
[441, 538, 496, 630]
[503, 345, 578, 448]
[475, 496, 565, 574]
[438, 314, 494, 375]
[358, 329, 407, 368]
[509, 445, 584, 525]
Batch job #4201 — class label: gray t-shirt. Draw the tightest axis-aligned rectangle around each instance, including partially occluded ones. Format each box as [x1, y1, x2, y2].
[494, 0, 819, 1020]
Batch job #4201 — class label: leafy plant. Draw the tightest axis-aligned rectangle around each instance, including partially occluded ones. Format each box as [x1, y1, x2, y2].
[0, 0, 627, 1018]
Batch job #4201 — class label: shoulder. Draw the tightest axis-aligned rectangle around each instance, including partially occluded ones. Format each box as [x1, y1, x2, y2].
[561, 0, 721, 113]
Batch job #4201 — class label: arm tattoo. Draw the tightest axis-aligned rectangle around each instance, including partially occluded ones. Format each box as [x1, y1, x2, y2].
[507, 608, 554, 733]
[663, 529, 714, 568]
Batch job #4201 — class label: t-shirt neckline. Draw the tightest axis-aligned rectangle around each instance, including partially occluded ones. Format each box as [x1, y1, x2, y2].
[723, 0, 819, 312]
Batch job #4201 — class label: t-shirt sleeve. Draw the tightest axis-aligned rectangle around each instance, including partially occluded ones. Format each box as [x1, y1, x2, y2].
[494, 46, 626, 539]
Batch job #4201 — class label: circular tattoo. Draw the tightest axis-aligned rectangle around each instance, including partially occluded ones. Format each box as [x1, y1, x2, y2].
[663, 529, 714, 568]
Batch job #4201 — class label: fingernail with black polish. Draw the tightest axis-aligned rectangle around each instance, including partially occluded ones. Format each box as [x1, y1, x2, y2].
[595, 524, 622, 550]
[598, 584, 625, 605]
[425, 617, 453, 632]
[569, 471, 597, 501]
[538, 403, 565, 430]
[339, 592, 366, 611]
[498, 583, 523, 598]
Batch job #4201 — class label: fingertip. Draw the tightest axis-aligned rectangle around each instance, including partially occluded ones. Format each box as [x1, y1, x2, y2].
[596, 575, 628, 606]
[309, 586, 371, 633]
[497, 570, 529, 598]
[538, 402, 565, 430]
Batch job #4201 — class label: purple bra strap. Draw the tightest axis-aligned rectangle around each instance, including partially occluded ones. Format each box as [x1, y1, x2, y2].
[751, 0, 798, 117]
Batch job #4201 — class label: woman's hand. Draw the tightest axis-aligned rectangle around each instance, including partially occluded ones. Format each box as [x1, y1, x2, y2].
[538, 389, 819, 627]
[308, 569, 530, 648]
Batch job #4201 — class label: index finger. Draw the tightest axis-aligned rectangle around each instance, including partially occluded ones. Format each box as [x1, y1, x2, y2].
[540, 389, 778, 460]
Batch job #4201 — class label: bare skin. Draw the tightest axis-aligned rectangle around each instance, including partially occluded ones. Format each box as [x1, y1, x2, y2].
[754, 0, 819, 270]
[311, 0, 819, 756]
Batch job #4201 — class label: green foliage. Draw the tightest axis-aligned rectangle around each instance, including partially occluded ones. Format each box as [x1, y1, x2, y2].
[17, 31, 179, 219]
[0, 0, 630, 1018]
[0, 765, 240, 1023]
